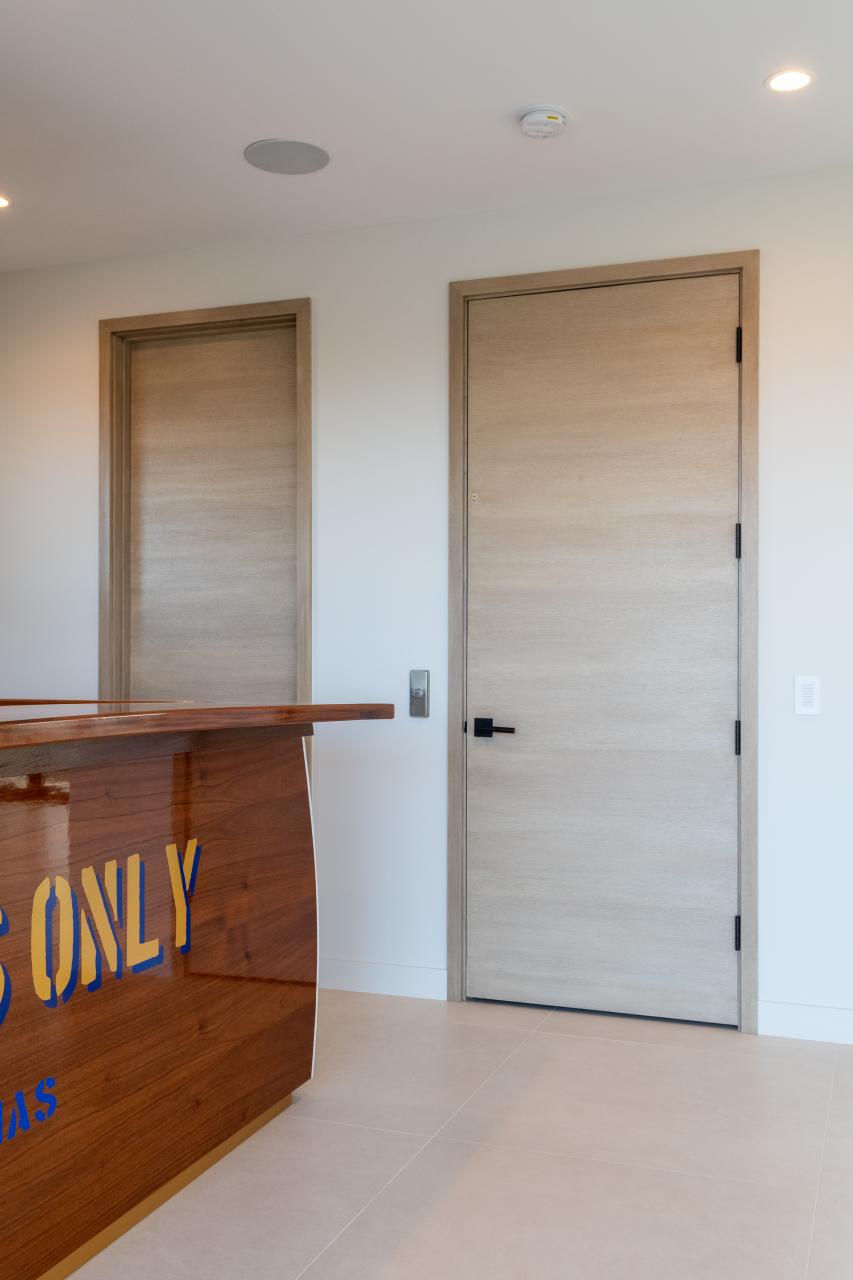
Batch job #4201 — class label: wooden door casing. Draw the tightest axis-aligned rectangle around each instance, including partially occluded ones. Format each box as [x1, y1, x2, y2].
[99, 299, 312, 705]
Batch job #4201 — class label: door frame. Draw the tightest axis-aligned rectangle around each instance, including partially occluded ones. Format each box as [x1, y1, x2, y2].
[448, 252, 759, 1030]
[99, 297, 312, 703]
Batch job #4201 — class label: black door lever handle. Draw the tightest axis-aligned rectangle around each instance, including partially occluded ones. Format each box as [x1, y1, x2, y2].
[473, 717, 516, 738]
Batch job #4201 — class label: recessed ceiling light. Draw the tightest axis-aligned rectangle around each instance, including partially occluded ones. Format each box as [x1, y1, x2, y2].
[243, 139, 330, 175]
[765, 69, 812, 92]
[0, 196, 9, 209]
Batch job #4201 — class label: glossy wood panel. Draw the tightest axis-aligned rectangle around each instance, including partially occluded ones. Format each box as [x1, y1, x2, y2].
[0, 701, 394, 749]
[0, 724, 317, 1280]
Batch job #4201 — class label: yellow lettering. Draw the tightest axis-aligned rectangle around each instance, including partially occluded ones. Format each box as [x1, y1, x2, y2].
[104, 858, 121, 919]
[79, 864, 122, 987]
[125, 855, 162, 973]
[166, 838, 201, 953]
[80, 915, 98, 989]
[31, 876, 78, 1005]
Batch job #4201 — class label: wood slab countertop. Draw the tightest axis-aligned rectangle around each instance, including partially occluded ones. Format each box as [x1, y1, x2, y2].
[0, 700, 394, 748]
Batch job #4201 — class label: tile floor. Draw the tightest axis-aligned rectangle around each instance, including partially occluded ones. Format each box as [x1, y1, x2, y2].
[76, 989, 852, 1279]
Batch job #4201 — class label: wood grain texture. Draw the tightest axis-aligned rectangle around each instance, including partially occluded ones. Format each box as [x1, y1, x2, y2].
[448, 253, 758, 1029]
[129, 325, 297, 701]
[99, 323, 131, 699]
[99, 299, 312, 705]
[737, 253, 760, 1032]
[451, 250, 758, 302]
[294, 301, 313, 708]
[447, 282, 467, 1001]
[0, 724, 316, 1280]
[464, 273, 741, 1023]
[0, 702, 394, 749]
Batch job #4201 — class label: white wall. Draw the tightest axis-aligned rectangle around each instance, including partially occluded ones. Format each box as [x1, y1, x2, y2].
[2, 166, 853, 1036]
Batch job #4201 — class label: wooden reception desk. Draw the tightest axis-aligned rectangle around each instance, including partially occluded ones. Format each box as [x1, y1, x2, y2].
[0, 700, 393, 1280]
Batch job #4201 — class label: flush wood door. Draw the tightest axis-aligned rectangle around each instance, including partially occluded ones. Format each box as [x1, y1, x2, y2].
[463, 271, 743, 1023]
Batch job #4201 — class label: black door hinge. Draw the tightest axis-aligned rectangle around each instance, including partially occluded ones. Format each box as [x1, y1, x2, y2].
[734, 915, 741, 952]
[734, 720, 741, 756]
[463, 720, 467, 733]
[735, 523, 742, 559]
[735, 326, 743, 363]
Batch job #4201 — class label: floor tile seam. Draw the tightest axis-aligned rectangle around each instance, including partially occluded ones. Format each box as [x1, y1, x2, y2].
[437, 1133, 823, 1196]
[804, 1046, 840, 1279]
[288, 1111, 432, 1139]
[291, 1014, 550, 1278]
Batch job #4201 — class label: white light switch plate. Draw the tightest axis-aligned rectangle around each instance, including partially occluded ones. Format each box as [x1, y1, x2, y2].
[795, 676, 821, 715]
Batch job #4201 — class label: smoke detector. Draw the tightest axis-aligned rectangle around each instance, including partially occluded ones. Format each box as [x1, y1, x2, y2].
[519, 106, 568, 139]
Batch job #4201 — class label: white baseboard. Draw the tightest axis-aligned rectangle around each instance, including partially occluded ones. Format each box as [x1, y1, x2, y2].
[758, 999, 853, 1045]
[319, 956, 447, 1000]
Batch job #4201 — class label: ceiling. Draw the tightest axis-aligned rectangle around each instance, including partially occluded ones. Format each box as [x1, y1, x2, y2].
[0, 0, 850, 271]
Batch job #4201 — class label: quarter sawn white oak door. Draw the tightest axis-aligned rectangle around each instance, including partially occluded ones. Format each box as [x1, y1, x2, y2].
[465, 273, 741, 1023]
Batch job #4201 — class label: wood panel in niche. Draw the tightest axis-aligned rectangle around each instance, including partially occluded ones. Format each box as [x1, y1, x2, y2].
[129, 324, 298, 702]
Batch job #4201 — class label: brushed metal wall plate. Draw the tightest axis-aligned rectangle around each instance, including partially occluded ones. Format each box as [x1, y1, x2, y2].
[409, 670, 430, 717]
